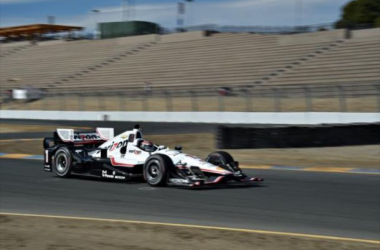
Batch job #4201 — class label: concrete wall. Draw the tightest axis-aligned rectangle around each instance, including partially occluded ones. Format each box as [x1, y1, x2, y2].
[159, 31, 205, 43]
[113, 31, 205, 45]
[278, 29, 346, 46]
[352, 28, 380, 39]
[1, 110, 379, 124]
[217, 123, 380, 149]
[116, 34, 157, 45]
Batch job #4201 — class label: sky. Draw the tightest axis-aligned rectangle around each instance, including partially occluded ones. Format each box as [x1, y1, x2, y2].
[0, 0, 351, 31]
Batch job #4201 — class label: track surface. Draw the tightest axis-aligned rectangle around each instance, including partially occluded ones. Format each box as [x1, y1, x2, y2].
[1, 159, 379, 241]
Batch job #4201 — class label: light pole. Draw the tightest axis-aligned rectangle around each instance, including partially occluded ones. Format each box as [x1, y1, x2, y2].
[122, 0, 135, 22]
[177, 0, 194, 32]
[295, 0, 303, 27]
[177, 2, 184, 31]
[92, 9, 101, 39]
[185, 0, 193, 27]
[47, 15, 55, 25]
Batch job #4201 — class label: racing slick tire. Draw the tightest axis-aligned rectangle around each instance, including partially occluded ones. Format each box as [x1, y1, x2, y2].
[143, 154, 174, 187]
[206, 151, 234, 166]
[53, 147, 73, 178]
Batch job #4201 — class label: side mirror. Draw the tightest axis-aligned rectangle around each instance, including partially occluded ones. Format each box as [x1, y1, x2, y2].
[175, 145, 182, 151]
[120, 146, 127, 154]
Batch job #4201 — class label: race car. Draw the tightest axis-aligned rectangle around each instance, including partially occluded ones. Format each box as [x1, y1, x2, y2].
[43, 124, 263, 187]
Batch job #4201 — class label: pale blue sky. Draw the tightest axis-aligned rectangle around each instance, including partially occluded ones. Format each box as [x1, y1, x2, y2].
[0, 0, 351, 31]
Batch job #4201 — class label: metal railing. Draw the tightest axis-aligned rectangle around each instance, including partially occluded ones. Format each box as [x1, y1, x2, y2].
[162, 22, 377, 35]
[2, 83, 379, 113]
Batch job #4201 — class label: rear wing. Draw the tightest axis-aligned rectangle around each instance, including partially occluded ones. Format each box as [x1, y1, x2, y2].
[55, 128, 114, 143]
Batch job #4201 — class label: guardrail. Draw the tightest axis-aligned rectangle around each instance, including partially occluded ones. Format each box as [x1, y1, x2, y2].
[1, 83, 379, 113]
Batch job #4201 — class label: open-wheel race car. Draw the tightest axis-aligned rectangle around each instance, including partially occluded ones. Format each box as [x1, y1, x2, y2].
[43, 125, 263, 187]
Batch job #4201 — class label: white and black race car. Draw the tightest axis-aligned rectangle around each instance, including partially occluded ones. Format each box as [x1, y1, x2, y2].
[43, 125, 263, 187]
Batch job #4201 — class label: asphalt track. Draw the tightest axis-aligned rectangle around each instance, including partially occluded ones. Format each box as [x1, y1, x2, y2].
[0, 158, 379, 241]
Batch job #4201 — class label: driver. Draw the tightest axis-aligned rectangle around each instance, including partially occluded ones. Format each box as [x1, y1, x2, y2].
[140, 140, 155, 152]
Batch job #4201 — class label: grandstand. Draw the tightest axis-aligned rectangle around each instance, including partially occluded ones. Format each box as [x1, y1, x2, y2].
[0, 28, 379, 94]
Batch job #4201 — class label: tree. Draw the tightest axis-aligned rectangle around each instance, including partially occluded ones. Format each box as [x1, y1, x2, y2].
[335, 0, 380, 28]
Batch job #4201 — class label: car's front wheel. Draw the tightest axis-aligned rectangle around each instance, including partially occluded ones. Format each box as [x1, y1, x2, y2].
[206, 151, 234, 167]
[53, 147, 73, 178]
[143, 155, 173, 186]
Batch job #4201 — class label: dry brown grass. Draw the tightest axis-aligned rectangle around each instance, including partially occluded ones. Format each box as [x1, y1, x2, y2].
[2, 96, 378, 112]
[0, 123, 90, 133]
[1, 215, 378, 250]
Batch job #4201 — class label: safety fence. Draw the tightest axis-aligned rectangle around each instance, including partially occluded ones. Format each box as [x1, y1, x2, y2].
[1, 83, 379, 113]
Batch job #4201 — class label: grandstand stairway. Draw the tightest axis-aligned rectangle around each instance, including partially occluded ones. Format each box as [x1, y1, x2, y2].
[256, 39, 346, 85]
[54, 33, 343, 92]
[0, 44, 32, 58]
[51, 42, 156, 88]
[265, 35, 380, 86]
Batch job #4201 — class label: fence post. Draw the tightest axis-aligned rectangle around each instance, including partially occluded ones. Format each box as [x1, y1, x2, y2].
[337, 85, 347, 112]
[190, 90, 198, 111]
[164, 91, 172, 111]
[245, 89, 252, 112]
[218, 94, 225, 112]
[376, 84, 380, 113]
[41, 93, 48, 110]
[142, 94, 149, 111]
[304, 87, 313, 112]
[272, 88, 281, 112]
[60, 91, 66, 111]
[119, 92, 125, 111]
[97, 92, 105, 111]
[78, 93, 85, 111]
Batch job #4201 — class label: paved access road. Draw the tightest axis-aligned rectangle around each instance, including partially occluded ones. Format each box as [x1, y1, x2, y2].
[0, 159, 379, 241]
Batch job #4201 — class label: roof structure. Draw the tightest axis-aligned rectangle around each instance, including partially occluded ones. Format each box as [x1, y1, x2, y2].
[0, 24, 83, 38]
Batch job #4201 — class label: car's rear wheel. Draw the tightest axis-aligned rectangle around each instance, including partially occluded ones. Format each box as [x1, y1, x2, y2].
[53, 147, 73, 178]
[143, 155, 173, 186]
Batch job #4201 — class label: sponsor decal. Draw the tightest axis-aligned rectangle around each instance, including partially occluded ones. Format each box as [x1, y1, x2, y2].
[233, 171, 243, 176]
[101, 170, 126, 180]
[128, 150, 141, 155]
[73, 133, 101, 142]
[120, 134, 128, 139]
[185, 154, 201, 160]
[107, 140, 128, 151]
[170, 178, 190, 184]
[44, 165, 52, 172]
[110, 143, 119, 151]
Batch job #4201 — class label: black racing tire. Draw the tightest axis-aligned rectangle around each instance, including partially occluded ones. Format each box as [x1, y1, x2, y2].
[205, 151, 234, 167]
[143, 154, 173, 187]
[53, 147, 73, 178]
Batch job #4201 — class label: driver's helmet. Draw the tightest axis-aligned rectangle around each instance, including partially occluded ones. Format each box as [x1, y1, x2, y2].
[141, 140, 154, 152]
